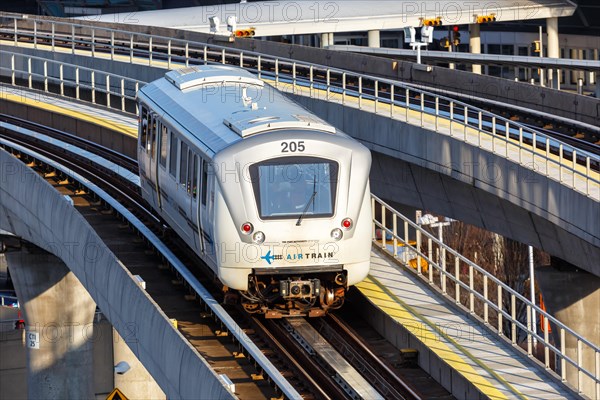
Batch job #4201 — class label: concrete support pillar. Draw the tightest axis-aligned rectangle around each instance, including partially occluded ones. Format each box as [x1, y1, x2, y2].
[469, 23, 482, 74]
[569, 48, 578, 85]
[546, 17, 560, 89]
[320, 32, 330, 48]
[5, 248, 96, 399]
[591, 49, 598, 96]
[328, 32, 334, 46]
[367, 30, 380, 48]
[113, 327, 166, 399]
[536, 267, 600, 400]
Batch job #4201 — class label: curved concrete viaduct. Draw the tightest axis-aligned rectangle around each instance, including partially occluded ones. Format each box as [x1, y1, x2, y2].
[0, 148, 233, 399]
[1, 42, 598, 275]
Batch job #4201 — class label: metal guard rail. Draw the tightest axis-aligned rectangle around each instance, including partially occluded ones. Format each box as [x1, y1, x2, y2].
[0, 15, 598, 199]
[371, 193, 600, 398]
[0, 50, 139, 114]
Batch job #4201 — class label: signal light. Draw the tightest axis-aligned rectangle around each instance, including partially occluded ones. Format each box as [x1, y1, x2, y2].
[234, 28, 255, 37]
[341, 218, 353, 230]
[421, 17, 442, 27]
[531, 40, 541, 54]
[252, 231, 265, 244]
[241, 222, 253, 235]
[440, 37, 450, 48]
[476, 14, 497, 24]
[331, 228, 343, 241]
[452, 27, 461, 46]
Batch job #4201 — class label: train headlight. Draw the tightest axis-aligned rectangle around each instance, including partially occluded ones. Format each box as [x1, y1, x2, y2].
[341, 218, 353, 230]
[241, 222, 253, 235]
[331, 228, 343, 241]
[252, 231, 265, 244]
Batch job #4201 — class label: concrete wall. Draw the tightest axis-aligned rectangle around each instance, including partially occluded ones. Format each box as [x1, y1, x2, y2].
[0, 319, 148, 400]
[288, 93, 600, 277]
[6, 249, 97, 399]
[0, 329, 27, 400]
[0, 95, 138, 159]
[0, 149, 233, 399]
[536, 267, 600, 399]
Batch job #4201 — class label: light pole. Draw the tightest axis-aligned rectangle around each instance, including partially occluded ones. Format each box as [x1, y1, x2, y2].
[418, 214, 454, 265]
[528, 245, 537, 346]
[418, 214, 453, 244]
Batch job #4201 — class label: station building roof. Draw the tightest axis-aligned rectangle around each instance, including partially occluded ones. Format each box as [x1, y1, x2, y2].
[89, 0, 577, 37]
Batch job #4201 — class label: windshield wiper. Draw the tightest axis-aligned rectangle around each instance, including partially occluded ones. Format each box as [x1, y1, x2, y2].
[296, 177, 317, 226]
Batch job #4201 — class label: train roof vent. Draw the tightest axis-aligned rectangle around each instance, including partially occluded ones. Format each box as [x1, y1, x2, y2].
[165, 67, 264, 91]
[223, 113, 336, 137]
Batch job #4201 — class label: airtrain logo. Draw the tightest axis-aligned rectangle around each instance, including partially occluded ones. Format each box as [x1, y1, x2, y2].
[260, 250, 336, 264]
[261, 250, 275, 265]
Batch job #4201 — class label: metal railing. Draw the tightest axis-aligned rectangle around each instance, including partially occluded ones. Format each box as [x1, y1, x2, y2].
[0, 50, 139, 114]
[0, 15, 598, 199]
[371, 194, 600, 398]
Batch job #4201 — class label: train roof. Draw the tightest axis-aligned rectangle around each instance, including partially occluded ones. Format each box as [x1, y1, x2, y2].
[138, 65, 337, 156]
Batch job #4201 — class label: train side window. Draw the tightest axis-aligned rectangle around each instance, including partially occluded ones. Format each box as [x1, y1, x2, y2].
[159, 124, 168, 168]
[192, 155, 199, 199]
[150, 118, 158, 159]
[140, 107, 148, 151]
[179, 141, 188, 186]
[201, 160, 208, 206]
[169, 133, 177, 178]
[186, 149, 193, 195]
[145, 112, 152, 152]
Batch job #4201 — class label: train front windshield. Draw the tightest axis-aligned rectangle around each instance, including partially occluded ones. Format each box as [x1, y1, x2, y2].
[250, 157, 338, 220]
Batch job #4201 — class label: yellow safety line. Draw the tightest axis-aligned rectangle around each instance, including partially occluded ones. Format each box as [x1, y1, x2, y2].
[0, 90, 137, 138]
[357, 275, 528, 400]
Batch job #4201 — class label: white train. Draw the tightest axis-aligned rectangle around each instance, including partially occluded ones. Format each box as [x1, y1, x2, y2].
[137, 65, 372, 317]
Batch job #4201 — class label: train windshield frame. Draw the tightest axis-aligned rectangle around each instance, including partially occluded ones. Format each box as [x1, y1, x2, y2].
[250, 157, 338, 220]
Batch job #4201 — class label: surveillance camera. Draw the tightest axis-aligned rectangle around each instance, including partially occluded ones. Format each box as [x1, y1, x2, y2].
[209, 16, 220, 33]
[114, 361, 130, 375]
[226, 16, 237, 33]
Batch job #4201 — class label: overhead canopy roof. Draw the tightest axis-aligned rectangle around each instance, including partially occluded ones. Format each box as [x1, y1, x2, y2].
[88, 0, 577, 37]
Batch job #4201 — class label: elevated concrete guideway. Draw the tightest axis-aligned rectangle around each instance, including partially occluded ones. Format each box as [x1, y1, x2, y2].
[1, 36, 598, 277]
[90, 0, 577, 37]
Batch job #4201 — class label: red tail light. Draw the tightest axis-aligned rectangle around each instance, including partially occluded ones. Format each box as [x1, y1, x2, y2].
[341, 218, 352, 230]
[241, 222, 253, 234]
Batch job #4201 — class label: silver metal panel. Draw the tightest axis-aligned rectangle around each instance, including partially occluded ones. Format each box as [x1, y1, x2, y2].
[165, 66, 264, 91]
[224, 112, 336, 137]
[288, 319, 384, 400]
